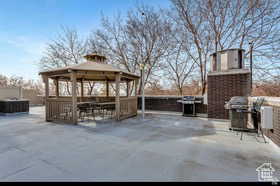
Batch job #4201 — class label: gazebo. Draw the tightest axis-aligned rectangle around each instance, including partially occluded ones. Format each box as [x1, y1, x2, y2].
[39, 53, 140, 124]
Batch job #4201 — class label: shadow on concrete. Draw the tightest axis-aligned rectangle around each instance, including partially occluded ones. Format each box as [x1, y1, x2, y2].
[70, 113, 218, 142]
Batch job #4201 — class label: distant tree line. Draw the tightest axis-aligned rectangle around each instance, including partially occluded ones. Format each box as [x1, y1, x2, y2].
[39, 0, 280, 96]
[0, 74, 44, 94]
[2, 73, 280, 97]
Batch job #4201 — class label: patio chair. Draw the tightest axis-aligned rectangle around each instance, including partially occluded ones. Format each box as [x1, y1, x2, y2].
[104, 104, 115, 119]
[62, 105, 72, 120]
[78, 104, 92, 121]
[90, 103, 102, 119]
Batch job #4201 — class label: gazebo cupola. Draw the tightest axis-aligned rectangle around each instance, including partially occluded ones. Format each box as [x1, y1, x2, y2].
[84, 52, 107, 63]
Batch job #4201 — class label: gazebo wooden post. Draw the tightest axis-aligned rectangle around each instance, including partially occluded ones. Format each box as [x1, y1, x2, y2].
[126, 81, 130, 97]
[55, 78, 59, 98]
[115, 73, 121, 120]
[43, 75, 50, 121]
[134, 79, 139, 96]
[81, 79, 84, 101]
[106, 80, 109, 97]
[71, 71, 78, 124]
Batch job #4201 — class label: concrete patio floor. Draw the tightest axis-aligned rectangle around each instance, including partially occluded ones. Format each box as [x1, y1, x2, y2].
[0, 106, 279, 181]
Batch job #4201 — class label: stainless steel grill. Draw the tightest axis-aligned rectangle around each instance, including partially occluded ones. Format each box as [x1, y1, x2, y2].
[177, 96, 202, 117]
[225, 96, 249, 130]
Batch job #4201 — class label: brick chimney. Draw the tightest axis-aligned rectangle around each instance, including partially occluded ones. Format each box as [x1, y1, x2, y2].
[84, 52, 106, 63]
[207, 48, 251, 119]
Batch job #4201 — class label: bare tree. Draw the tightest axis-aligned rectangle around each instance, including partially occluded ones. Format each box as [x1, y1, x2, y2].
[39, 26, 96, 95]
[8, 76, 24, 87]
[125, 5, 173, 94]
[40, 26, 87, 70]
[0, 74, 44, 95]
[171, 0, 280, 94]
[200, 0, 280, 81]
[0, 74, 8, 88]
[253, 78, 280, 97]
[163, 29, 196, 95]
[170, 0, 212, 95]
[90, 5, 173, 94]
[37, 1, 280, 96]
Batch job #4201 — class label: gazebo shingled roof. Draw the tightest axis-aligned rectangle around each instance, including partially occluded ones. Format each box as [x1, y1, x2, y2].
[39, 61, 139, 81]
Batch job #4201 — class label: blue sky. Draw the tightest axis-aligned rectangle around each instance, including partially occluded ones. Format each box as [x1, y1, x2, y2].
[0, 0, 171, 80]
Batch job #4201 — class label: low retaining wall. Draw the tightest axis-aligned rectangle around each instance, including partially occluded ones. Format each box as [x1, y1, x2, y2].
[137, 96, 207, 114]
[41, 95, 208, 113]
[0, 88, 44, 106]
[248, 97, 280, 148]
[0, 87, 22, 100]
[22, 90, 44, 106]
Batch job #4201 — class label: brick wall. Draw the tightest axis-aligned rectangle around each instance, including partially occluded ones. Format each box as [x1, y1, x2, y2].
[137, 96, 207, 114]
[208, 72, 251, 119]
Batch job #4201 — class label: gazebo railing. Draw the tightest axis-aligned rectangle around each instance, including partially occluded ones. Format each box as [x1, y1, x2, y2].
[120, 96, 138, 120]
[45, 96, 138, 123]
[46, 98, 73, 123]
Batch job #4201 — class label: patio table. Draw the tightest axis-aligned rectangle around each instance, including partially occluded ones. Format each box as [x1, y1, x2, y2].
[78, 101, 94, 106]
[78, 101, 116, 120]
[94, 102, 116, 106]
[94, 102, 116, 119]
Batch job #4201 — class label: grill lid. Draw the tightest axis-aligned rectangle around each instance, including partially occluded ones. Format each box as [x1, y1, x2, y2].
[183, 96, 196, 101]
[225, 96, 248, 110]
[228, 96, 248, 105]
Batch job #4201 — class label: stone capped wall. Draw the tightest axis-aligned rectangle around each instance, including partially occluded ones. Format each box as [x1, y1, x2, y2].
[137, 96, 207, 114]
[249, 97, 280, 148]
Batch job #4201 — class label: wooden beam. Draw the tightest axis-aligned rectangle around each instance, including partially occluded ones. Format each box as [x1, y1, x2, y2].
[121, 74, 139, 80]
[115, 73, 121, 121]
[54, 77, 116, 82]
[40, 70, 69, 77]
[71, 71, 78, 124]
[52, 76, 131, 83]
[54, 78, 59, 98]
[44, 70, 139, 81]
[76, 71, 116, 76]
[134, 79, 139, 96]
